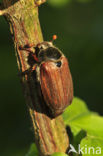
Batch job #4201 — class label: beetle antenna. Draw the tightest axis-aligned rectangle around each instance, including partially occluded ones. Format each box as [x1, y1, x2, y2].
[51, 35, 57, 43]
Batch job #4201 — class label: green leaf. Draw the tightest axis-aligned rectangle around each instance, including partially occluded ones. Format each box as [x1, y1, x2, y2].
[80, 136, 103, 156]
[47, 0, 71, 8]
[47, 0, 93, 7]
[63, 97, 90, 136]
[63, 97, 103, 155]
[51, 152, 68, 156]
[25, 144, 39, 156]
[77, 0, 93, 3]
[26, 146, 68, 156]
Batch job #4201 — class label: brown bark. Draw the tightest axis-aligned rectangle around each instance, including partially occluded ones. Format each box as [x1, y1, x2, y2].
[0, 0, 69, 155]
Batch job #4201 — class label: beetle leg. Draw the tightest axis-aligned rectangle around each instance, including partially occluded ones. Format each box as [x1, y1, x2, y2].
[18, 64, 37, 77]
[19, 44, 35, 54]
[18, 68, 32, 77]
[31, 64, 37, 71]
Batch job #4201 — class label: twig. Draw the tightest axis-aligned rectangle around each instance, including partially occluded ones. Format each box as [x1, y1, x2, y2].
[0, 0, 69, 155]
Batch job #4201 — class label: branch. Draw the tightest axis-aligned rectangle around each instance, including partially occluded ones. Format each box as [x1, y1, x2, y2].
[1, 0, 69, 155]
[0, 3, 7, 15]
[0, 9, 6, 15]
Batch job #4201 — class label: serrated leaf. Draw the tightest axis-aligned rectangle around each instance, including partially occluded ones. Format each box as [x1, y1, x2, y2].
[25, 144, 39, 156]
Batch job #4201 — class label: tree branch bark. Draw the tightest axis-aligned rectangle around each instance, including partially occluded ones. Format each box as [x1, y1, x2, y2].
[0, 0, 69, 155]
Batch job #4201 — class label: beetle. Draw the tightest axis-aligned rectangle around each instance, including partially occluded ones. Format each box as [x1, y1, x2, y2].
[19, 36, 73, 117]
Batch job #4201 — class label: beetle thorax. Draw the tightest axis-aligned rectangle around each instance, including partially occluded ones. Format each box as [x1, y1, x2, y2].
[37, 42, 62, 63]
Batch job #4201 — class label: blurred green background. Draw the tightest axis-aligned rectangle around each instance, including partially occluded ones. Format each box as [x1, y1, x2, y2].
[0, 0, 103, 155]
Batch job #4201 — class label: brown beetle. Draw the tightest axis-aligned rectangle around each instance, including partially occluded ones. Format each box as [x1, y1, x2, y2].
[20, 36, 73, 117]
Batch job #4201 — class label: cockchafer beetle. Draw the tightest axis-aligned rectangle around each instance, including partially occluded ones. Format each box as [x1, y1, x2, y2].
[19, 35, 73, 117]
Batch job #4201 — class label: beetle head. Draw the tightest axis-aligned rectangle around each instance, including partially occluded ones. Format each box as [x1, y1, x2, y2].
[35, 41, 63, 64]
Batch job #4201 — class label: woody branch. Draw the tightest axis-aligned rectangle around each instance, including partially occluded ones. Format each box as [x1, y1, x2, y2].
[0, 0, 69, 155]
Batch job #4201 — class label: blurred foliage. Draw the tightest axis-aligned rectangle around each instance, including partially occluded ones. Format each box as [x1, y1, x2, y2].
[47, 0, 93, 8]
[47, 0, 70, 8]
[77, 0, 93, 3]
[26, 144, 39, 156]
[0, 0, 103, 155]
